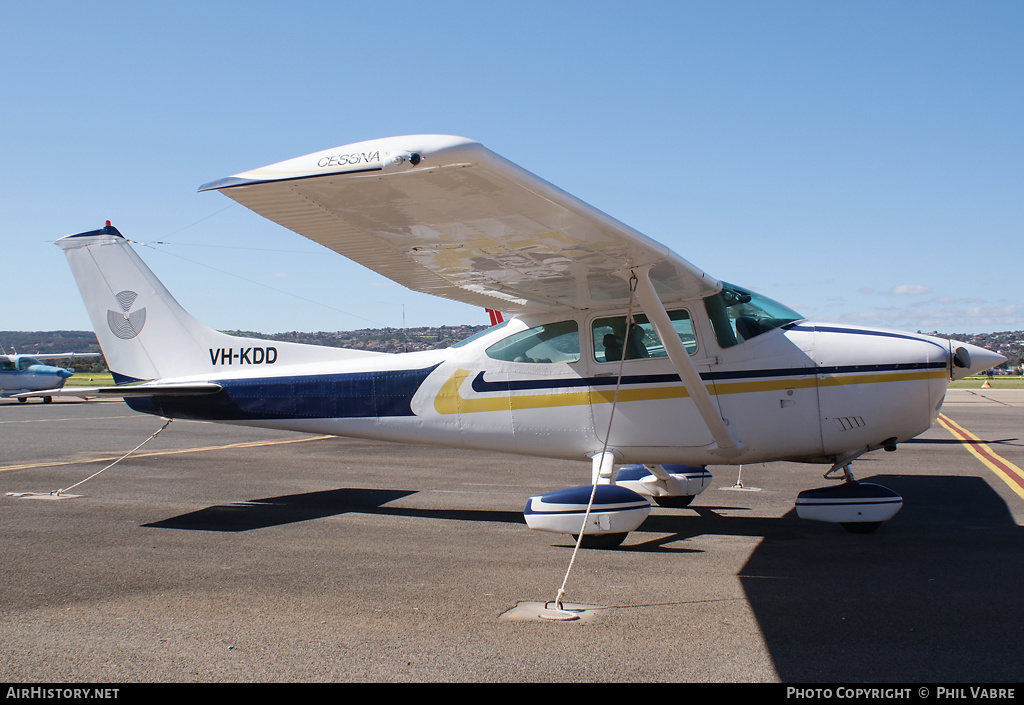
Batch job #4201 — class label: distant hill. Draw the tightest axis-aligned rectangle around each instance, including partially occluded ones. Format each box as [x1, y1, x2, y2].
[926, 330, 1023, 369]
[3, 326, 1020, 371]
[0, 326, 491, 372]
[221, 325, 490, 355]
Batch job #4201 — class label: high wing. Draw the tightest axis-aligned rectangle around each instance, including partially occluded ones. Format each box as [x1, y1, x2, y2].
[199, 135, 720, 314]
[12, 353, 101, 361]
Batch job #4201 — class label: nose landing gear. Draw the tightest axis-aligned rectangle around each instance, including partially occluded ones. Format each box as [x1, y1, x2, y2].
[796, 452, 903, 533]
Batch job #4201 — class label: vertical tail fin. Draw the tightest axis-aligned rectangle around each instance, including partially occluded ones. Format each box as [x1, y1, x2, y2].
[58, 223, 381, 381]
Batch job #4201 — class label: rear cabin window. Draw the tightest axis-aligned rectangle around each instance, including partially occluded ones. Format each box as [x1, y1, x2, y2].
[485, 320, 580, 364]
[592, 310, 696, 363]
[450, 320, 509, 348]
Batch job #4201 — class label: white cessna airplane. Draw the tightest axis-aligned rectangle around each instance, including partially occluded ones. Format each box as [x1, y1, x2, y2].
[23, 135, 1005, 546]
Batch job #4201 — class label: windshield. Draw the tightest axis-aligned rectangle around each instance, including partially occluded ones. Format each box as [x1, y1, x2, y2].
[704, 283, 803, 348]
[18, 357, 43, 370]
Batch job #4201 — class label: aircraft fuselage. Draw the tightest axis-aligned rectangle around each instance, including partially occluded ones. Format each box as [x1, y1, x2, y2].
[122, 311, 968, 468]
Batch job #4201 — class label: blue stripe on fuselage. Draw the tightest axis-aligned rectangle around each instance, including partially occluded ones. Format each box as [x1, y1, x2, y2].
[469, 361, 947, 393]
[126, 364, 440, 421]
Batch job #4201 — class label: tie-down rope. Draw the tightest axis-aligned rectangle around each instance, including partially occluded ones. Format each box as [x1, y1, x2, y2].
[6, 418, 173, 499]
[548, 272, 639, 615]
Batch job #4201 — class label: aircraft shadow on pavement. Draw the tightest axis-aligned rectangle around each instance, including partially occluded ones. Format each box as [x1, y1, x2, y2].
[716, 474, 1023, 683]
[906, 437, 1022, 447]
[142, 487, 524, 532]
[142, 475, 1022, 680]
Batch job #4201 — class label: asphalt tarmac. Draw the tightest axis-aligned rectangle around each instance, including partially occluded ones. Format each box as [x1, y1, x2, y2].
[1, 389, 1022, 683]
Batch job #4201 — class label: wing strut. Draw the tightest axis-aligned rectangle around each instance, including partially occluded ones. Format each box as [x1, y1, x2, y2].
[631, 266, 745, 459]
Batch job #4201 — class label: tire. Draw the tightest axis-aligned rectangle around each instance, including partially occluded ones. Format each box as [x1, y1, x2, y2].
[571, 532, 628, 549]
[654, 495, 695, 508]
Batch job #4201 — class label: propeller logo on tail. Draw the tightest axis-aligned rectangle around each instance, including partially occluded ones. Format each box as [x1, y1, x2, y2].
[107, 291, 147, 340]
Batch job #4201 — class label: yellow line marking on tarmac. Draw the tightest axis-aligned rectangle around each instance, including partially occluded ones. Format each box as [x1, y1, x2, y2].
[937, 414, 1024, 502]
[0, 414, 136, 425]
[0, 434, 335, 473]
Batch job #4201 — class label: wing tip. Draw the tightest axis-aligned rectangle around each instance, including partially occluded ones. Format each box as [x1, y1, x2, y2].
[197, 134, 484, 192]
[198, 176, 250, 192]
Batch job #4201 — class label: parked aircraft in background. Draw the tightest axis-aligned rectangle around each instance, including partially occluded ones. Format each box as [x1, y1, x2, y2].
[22, 135, 1005, 545]
[2, 352, 99, 403]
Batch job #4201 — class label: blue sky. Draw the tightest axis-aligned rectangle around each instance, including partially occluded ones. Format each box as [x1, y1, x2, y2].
[3, 1, 1021, 335]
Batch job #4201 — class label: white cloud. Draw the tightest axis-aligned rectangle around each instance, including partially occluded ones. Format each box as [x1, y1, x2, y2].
[833, 302, 1024, 333]
[888, 284, 932, 296]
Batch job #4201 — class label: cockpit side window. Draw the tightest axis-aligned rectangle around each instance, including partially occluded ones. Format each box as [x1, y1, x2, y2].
[592, 309, 696, 363]
[485, 320, 580, 364]
[704, 283, 803, 349]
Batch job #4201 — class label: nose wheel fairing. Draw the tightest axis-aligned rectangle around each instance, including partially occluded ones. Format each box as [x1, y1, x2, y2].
[796, 481, 903, 533]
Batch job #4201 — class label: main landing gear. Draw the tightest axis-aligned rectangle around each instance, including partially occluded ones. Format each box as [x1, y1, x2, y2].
[523, 462, 712, 549]
[523, 449, 905, 548]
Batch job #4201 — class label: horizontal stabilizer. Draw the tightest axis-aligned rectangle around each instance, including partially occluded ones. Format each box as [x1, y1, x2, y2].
[15, 382, 223, 400]
[4, 353, 101, 361]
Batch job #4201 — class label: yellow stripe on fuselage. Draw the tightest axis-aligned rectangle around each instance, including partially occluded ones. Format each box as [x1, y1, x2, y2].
[432, 368, 946, 416]
[816, 369, 944, 388]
